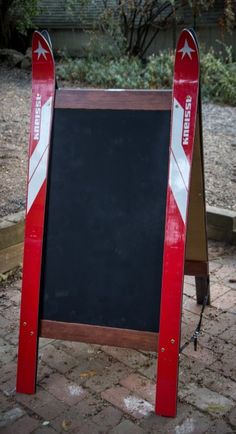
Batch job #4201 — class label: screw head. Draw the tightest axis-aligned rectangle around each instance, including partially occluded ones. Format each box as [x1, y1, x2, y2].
[161, 347, 165, 352]
[23, 322, 27, 327]
[171, 339, 175, 344]
[30, 331, 34, 336]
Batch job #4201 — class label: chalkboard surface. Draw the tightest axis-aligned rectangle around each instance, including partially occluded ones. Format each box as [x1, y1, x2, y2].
[40, 109, 170, 332]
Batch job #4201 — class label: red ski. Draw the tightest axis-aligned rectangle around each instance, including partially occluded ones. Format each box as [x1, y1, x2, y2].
[156, 29, 200, 416]
[16, 31, 56, 394]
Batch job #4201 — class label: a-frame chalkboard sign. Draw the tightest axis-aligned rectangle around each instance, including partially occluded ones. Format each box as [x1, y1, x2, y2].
[17, 28, 209, 417]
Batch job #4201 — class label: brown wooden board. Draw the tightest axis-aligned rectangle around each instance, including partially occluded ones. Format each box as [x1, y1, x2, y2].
[55, 89, 172, 110]
[40, 320, 157, 351]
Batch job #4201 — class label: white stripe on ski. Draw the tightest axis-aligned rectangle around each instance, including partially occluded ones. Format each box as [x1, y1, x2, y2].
[27, 146, 49, 212]
[169, 151, 188, 224]
[29, 97, 52, 180]
[170, 98, 190, 188]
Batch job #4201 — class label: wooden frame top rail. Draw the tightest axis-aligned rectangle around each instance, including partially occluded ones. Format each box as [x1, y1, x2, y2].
[55, 88, 172, 110]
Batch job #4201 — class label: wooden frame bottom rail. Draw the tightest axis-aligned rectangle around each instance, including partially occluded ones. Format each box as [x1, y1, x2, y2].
[40, 320, 158, 352]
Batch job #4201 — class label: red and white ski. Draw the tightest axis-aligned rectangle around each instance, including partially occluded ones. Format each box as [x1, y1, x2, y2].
[16, 31, 55, 394]
[156, 29, 200, 416]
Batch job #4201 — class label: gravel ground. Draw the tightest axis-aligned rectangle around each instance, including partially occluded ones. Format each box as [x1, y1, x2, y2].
[0, 65, 235, 217]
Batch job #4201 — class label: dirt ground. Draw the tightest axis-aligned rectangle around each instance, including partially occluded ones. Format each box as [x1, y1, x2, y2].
[0, 64, 235, 217]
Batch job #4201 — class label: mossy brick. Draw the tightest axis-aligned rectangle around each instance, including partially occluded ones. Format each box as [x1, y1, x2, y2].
[184, 383, 235, 415]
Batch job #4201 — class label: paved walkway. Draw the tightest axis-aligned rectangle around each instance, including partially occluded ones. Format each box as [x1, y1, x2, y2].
[0, 240, 235, 433]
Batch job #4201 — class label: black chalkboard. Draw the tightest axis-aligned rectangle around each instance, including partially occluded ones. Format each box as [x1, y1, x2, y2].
[40, 109, 171, 332]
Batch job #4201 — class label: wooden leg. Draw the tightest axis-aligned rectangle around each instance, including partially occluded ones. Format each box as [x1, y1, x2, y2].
[195, 276, 210, 305]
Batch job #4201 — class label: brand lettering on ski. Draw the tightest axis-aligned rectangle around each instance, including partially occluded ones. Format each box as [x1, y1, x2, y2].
[183, 96, 192, 146]
[34, 94, 42, 141]
[27, 96, 53, 211]
[169, 97, 191, 223]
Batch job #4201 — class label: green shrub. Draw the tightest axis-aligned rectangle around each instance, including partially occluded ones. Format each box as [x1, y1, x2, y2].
[201, 46, 236, 105]
[57, 56, 144, 88]
[142, 52, 174, 89]
[56, 45, 236, 105]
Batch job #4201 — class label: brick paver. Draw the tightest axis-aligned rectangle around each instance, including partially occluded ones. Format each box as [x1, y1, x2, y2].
[101, 386, 154, 419]
[211, 289, 236, 310]
[16, 387, 68, 421]
[139, 404, 212, 433]
[39, 344, 78, 374]
[110, 420, 145, 434]
[120, 374, 156, 405]
[90, 406, 122, 432]
[0, 240, 235, 433]
[228, 406, 236, 427]
[0, 415, 39, 434]
[183, 383, 235, 415]
[40, 373, 88, 406]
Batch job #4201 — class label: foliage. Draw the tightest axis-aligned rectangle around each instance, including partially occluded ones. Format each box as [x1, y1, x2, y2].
[201, 44, 236, 105]
[142, 51, 174, 88]
[57, 56, 144, 88]
[56, 44, 236, 105]
[0, 0, 39, 48]
[218, 0, 235, 31]
[67, 0, 235, 59]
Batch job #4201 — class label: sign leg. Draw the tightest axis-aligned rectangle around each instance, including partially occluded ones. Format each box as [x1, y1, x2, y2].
[16, 30, 55, 395]
[196, 276, 210, 305]
[17, 322, 39, 394]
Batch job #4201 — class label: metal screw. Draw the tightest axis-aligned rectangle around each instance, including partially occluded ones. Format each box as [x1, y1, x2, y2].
[161, 347, 165, 352]
[23, 322, 27, 327]
[171, 339, 175, 344]
[30, 331, 34, 336]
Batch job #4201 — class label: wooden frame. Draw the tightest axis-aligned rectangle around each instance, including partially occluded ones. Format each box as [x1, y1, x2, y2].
[37, 88, 208, 350]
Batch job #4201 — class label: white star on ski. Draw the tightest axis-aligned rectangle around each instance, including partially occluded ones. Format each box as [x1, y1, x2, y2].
[34, 41, 49, 60]
[178, 39, 195, 59]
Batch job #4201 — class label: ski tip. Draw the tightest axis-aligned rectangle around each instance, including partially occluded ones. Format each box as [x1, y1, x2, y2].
[40, 30, 53, 50]
[177, 28, 199, 54]
[177, 28, 199, 53]
[186, 28, 199, 48]
[32, 31, 54, 66]
[175, 28, 199, 74]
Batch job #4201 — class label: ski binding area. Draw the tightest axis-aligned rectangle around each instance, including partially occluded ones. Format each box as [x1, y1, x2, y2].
[16, 28, 209, 417]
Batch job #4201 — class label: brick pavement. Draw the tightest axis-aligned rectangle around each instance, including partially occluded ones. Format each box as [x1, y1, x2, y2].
[0, 240, 235, 433]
